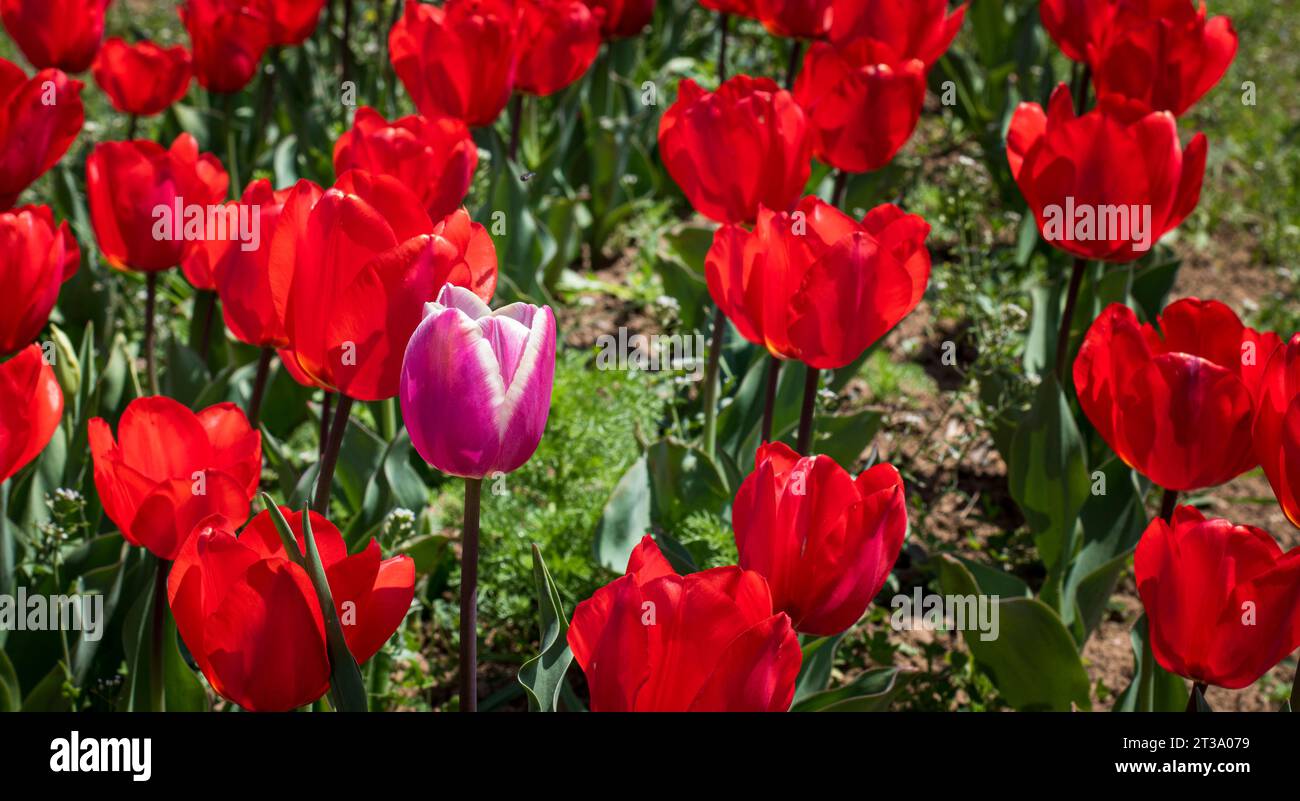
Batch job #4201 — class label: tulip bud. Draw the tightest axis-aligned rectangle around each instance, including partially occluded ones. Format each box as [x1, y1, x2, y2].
[0, 343, 64, 484]
[399, 284, 557, 479]
[47, 324, 80, 398]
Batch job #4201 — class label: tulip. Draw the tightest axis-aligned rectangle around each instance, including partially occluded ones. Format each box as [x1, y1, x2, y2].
[697, 0, 758, 17]
[0, 0, 110, 73]
[264, 0, 328, 46]
[1007, 84, 1207, 263]
[568, 535, 801, 711]
[515, 0, 603, 97]
[92, 38, 192, 118]
[388, 0, 520, 127]
[0, 58, 84, 210]
[1091, 0, 1237, 118]
[284, 171, 498, 403]
[707, 196, 930, 370]
[0, 343, 64, 485]
[1039, 0, 1118, 64]
[583, 0, 654, 39]
[756, 0, 833, 40]
[658, 76, 811, 225]
[88, 396, 262, 560]
[168, 507, 415, 712]
[1074, 299, 1280, 493]
[1253, 334, 1300, 530]
[179, 0, 272, 94]
[793, 40, 927, 174]
[0, 206, 79, 357]
[333, 107, 478, 222]
[829, 0, 966, 69]
[734, 442, 907, 636]
[86, 133, 229, 273]
[400, 284, 555, 480]
[1135, 506, 1300, 690]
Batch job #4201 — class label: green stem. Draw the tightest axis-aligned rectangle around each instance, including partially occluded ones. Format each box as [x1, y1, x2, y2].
[785, 39, 804, 90]
[0, 481, 12, 603]
[508, 93, 524, 164]
[796, 365, 819, 455]
[221, 92, 241, 192]
[1055, 257, 1087, 384]
[1159, 488, 1179, 523]
[144, 272, 159, 395]
[1185, 681, 1207, 712]
[761, 356, 782, 443]
[149, 556, 169, 712]
[460, 478, 483, 712]
[312, 394, 354, 515]
[379, 397, 397, 441]
[701, 306, 726, 459]
[717, 12, 730, 84]
[247, 347, 274, 428]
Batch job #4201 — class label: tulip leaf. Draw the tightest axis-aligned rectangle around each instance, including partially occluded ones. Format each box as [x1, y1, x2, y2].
[300, 509, 369, 713]
[518, 545, 574, 712]
[814, 409, 883, 467]
[1114, 615, 1188, 712]
[119, 558, 206, 711]
[793, 633, 845, 705]
[594, 455, 652, 572]
[792, 667, 913, 713]
[645, 439, 731, 531]
[1007, 374, 1089, 608]
[0, 649, 19, 712]
[937, 555, 1091, 711]
[0, 482, 12, 602]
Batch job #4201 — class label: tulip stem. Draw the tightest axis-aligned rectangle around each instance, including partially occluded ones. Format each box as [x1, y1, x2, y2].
[785, 39, 804, 90]
[796, 366, 819, 455]
[127, 114, 138, 140]
[319, 392, 334, 460]
[247, 348, 274, 428]
[149, 556, 169, 712]
[312, 394, 354, 515]
[144, 272, 159, 396]
[1159, 488, 1179, 523]
[717, 12, 730, 84]
[195, 290, 217, 364]
[460, 477, 483, 713]
[508, 94, 524, 165]
[761, 356, 782, 443]
[701, 306, 726, 459]
[341, 0, 355, 82]
[1291, 663, 1299, 712]
[0, 481, 12, 602]
[832, 169, 849, 208]
[1185, 681, 1207, 712]
[1054, 256, 1087, 384]
[220, 92, 241, 193]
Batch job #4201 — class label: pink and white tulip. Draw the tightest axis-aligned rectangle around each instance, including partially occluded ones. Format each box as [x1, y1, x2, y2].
[399, 284, 557, 479]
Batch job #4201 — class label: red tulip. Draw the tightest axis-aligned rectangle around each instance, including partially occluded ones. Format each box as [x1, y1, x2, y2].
[0, 58, 84, 210]
[88, 396, 262, 560]
[568, 535, 801, 711]
[179, 0, 271, 94]
[516, 0, 602, 97]
[1007, 84, 1206, 263]
[829, 0, 966, 69]
[333, 106, 478, 222]
[1039, 0, 1118, 64]
[0, 344, 64, 484]
[168, 507, 415, 711]
[1253, 334, 1300, 530]
[707, 196, 930, 370]
[698, 0, 758, 17]
[582, 0, 653, 39]
[793, 40, 926, 174]
[1091, 0, 1237, 118]
[756, 0, 832, 40]
[1136, 506, 1300, 690]
[388, 0, 520, 127]
[283, 171, 498, 401]
[92, 38, 192, 117]
[0, 0, 110, 73]
[86, 133, 229, 273]
[735, 442, 907, 636]
[658, 76, 811, 225]
[264, 0, 327, 46]
[0, 205, 79, 357]
[1074, 299, 1281, 493]
[189, 179, 320, 349]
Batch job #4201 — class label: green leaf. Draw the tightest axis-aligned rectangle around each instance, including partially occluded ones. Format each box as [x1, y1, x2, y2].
[0, 649, 19, 712]
[1007, 374, 1089, 608]
[593, 455, 651, 572]
[792, 633, 844, 705]
[645, 439, 730, 531]
[301, 509, 368, 713]
[518, 545, 574, 712]
[792, 667, 913, 712]
[937, 555, 1091, 711]
[1114, 615, 1188, 712]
